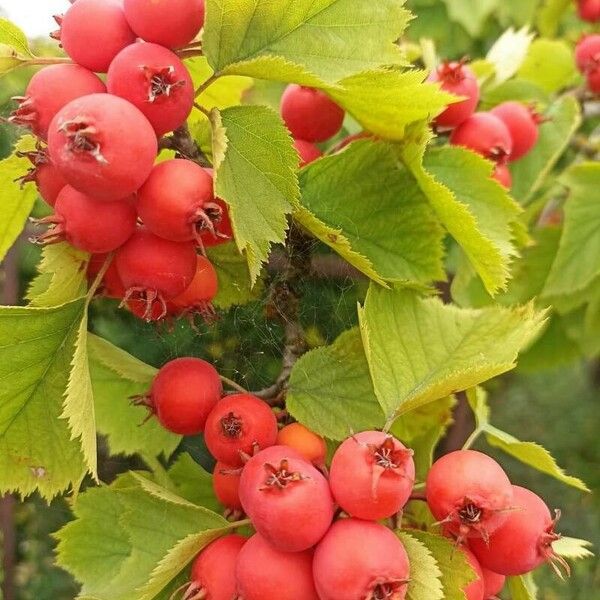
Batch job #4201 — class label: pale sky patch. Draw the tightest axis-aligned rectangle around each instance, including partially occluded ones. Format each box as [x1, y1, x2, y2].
[0, 0, 70, 39]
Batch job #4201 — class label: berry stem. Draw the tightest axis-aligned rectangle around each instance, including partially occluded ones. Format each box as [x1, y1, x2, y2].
[86, 252, 114, 304]
[461, 427, 482, 451]
[219, 375, 249, 394]
[159, 123, 211, 167]
[25, 56, 74, 66]
[195, 73, 219, 98]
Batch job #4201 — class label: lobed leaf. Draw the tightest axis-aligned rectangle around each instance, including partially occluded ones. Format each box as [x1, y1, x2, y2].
[287, 328, 385, 440]
[553, 537, 594, 560]
[358, 286, 547, 419]
[168, 453, 221, 512]
[518, 38, 577, 93]
[398, 531, 443, 600]
[0, 18, 33, 58]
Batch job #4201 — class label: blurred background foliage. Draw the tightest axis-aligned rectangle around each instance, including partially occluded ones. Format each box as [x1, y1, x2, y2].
[0, 1, 599, 598]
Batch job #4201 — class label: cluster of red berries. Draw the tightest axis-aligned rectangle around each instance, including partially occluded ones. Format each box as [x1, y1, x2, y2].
[429, 60, 543, 190]
[576, 34, 600, 94]
[280, 84, 345, 166]
[577, 0, 600, 22]
[10, 0, 227, 322]
[141, 358, 566, 600]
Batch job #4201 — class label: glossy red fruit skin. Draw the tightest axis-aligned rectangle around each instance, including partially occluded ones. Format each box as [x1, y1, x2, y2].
[9, 65, 105, 140]
[575, 35, 600, 73]
[36, 162, 68, 207]
[587, 65, 600, 94]
[213, 461, 242, 511]
[45, 186, 137, 253]
[48, 94, 157, 201]
[236, 533, 319, 600]
[293, 139, 322, 167]
[239, 446, 334, 552]
[190, 534, 245, 600]
[450, 112, 513, 163]
[493, 163, 512, 189]
[275, 423, 327, 466]
[481, 567, 505, 598]
[136, 159, 214, 242]
[491, 102, 539, 161]
[313, 518, 410, 600]
[461, 546, 485, 600]
[329, 431, 415, 521]
[150, 357, 222, 435]
[426, 450, 513, 542]
[429, 61, 480, 128]
[171, 255, 218, 314]
[87, 254, 126, 298]
[578, 0, 600, 21]
[107, 43, 194, 137]
[469, 486, 561, 576]
[280, 85, 345, 143]
[115, 227, 197, 305]
[56, 0, 136, 73]
[204, 394, 278, 466]
[124, 0, 205, 49]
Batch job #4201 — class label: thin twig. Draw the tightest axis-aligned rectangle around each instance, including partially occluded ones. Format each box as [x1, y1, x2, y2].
[195, 73, 219, 98]
[220, 375, 248, 394]
[158, 123, 211, 167]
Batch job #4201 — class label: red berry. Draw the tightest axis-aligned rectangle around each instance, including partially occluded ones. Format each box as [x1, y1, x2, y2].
[115, 227, 197, 320]
[313, 518, 410, 600]
[449, 112, 513, 163]
[204, 394, 278, 466]
[461, 546, 485, 600]
[293, 139, 322, 167]
[187, 534, 245, 600]
[586, 65, 600, 94]
[212, 461, 242, 512]
[171, 255, 218, 322]
[280, 85, 345, 143]
[53, 0, 136, 73]
[48, 94, 157, 201]
[33, 186, 136, 253]
[481, 567, 505, 598]
[107, 43, 194, 137]
[491, 102, 540, 161]
[493, 163, 512, 189]
[124, 0, 205, 49]
[87, 254, 126, 298]
[235, 533, 319, 600]
[329, 431, 415, 521]
[136, 159, 216, 243]
[469, 486, 568, 577]
[16, 144, 67, 207]
[148, 357, 222, 435]
[429, 61, 480, 128]
[575, 34, 600, 73]
[578, 0, 600, 21]
[275, 423, 327, 466]
[239, 446, 334, 552]
[426, 450, 513, 542]
[9, 65, 105, 140]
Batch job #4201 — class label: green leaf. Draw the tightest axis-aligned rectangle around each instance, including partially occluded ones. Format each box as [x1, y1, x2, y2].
[287, 328, 385, 440]
[508, 574, 537, 600]
[442, 0, 497, 37]
[203, 0, 409, 83]
[55, 486, 131, 598]
[486, 26, 535, 85]
[510, 96, 581, 204]
[543, 163, 600, 299]
[553, 537, 594, 560]
[0, 43, 29, 74]
[518, 38, 577, 93]
[0, 299, 89, 499]
[398, 531, 443, 600]
[328, 70, 455, 141]
[297, 140, 445, 286]
[211, 105, 299, 283]
[406, 530, 476, 600]
[466, 387, 589, 491]
[168, 453, 221, 512]
[0, 137, 39, 262]
[26, 243, 89, 307]
[0, 18, 33, 58]
[358, 286, 547, 419]
[537, 0, 572, 37]
[422, 145, 522, 295]
[88, 334, 181, 458]
[207, 242, 264, 309]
